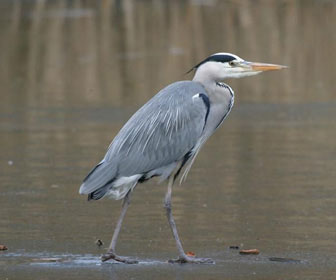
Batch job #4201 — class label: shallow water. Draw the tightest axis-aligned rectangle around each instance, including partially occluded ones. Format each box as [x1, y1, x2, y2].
[1, 0, 336, 279]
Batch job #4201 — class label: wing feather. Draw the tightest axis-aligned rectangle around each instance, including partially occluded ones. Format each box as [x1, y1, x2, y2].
[104, 81, 209, 177]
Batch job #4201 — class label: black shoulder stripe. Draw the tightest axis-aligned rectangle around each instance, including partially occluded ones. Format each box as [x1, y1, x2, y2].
[199, 93, 210, 130]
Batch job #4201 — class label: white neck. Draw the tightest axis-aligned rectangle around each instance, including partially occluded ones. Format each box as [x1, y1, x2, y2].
[192, 62, 220, 86]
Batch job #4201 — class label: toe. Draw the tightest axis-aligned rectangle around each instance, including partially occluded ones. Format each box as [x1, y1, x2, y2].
[197, 258, 215, 264]
[101, 252, 138, 264]
[101, 253, 115, 262]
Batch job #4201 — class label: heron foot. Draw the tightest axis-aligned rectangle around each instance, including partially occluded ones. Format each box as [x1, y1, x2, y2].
[101, 252, 138, 264]
[168, 255, 214, 264]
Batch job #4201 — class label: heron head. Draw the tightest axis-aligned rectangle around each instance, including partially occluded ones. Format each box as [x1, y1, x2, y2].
[191, 53, 287, 82]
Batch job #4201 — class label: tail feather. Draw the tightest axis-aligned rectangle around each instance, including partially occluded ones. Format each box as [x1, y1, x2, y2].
[79, 160, 117, 197]
[87, 176, 140, 201]
[88, 184, 111, 201]
[80, 160, 142, 201]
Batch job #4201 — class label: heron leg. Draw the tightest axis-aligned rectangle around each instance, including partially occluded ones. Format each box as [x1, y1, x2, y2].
[101, 191, 138, 264]
[164, 176, 214, 264]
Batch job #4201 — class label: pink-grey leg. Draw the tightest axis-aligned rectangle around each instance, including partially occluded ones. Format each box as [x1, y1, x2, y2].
[101, 191, 138, 264]
[164, 176, 214, 264]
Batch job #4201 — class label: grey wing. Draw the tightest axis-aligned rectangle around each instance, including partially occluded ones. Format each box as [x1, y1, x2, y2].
[79, 81, 209, 196]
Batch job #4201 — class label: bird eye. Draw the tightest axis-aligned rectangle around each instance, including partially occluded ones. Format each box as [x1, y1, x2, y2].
[229, 61, 236, 67]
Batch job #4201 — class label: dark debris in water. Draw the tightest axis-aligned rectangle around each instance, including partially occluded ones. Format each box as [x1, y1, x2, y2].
[95, 239, 104, 247]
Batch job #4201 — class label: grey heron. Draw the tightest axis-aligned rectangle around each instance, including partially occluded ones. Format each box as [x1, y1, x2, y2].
[79, 53, 286, 264]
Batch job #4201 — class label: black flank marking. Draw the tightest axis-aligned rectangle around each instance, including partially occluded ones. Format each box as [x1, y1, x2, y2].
[138, 174, 147, 183]
[139, 173, 159, 183]
[174, 150, 193, 181]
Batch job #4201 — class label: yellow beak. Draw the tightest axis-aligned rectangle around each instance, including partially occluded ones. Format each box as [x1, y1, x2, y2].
[247, 62, 288, 72]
